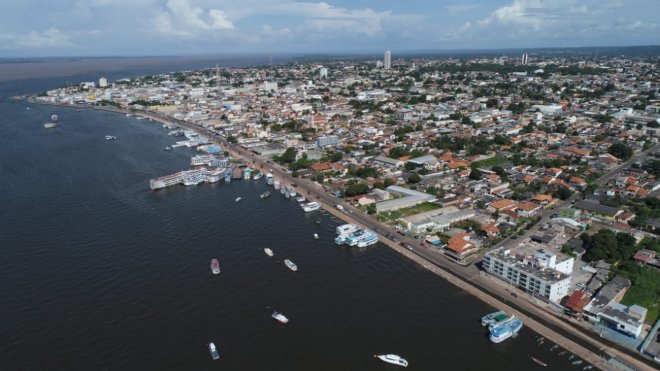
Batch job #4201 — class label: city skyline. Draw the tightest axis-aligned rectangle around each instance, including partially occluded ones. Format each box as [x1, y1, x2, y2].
[1, 0, 659, 57]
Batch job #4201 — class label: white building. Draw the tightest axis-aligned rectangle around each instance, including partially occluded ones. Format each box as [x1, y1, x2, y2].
[384, 50, 392, 70]
[98, 77, 108, 88]
[483, 247, 573, 303]
[319, 67, 328, 79]
[263, 81, 278, 92]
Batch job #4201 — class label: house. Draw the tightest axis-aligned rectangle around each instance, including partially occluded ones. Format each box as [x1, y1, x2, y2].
[373, 155, 403, 169]
[516, 202, 543, 217]
[375, 186, 437, 213]
[575, 200, 623, 220]
[564, 290, 591, 317]
[310, 162, 333, 173]
[488, 199, 515, 212]
[445, 232, 478, 260]
[616, 211, 636, 224]
[408, 155, 441, 171]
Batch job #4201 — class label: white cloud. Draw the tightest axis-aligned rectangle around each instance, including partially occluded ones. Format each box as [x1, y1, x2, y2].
[16, 28, 74, 48]
[152, 0, 234, 37]
[446, 4, 480, 16]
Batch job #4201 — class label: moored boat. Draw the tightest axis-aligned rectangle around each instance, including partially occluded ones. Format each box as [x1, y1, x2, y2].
[489, 318, 523, 343]
[301, 201, 321, 212]
[271, 311, 289, 324]
[264, 248, 274, 257]
[44, 122, 58, 128]
[284, 259, 297, 271]
[253, 172, 263, 180]
[210, 259, 220, 274]
[209, 342, 220, 360]
[481, 310, 506, 327]
[374, 354, 408, 367]
[531, 357, 547, 367]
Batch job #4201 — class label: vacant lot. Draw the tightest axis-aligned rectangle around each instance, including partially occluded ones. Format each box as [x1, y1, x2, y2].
[620, 268, 660, 324]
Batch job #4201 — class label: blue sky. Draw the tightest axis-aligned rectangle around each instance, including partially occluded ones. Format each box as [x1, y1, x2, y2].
[0, 0, 659, 57]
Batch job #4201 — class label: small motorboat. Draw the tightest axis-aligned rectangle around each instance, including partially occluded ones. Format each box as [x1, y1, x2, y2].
[314, 233, 319, 239]
[210, 259, 220, 275]
[375, 354, 408, 367]
[235, 197, 242, 202]
[550, 345, 559, 352]
[284, 259, 297, 271]
[208, 342, 219, 360]
[271, 311, 289, 324]
[583, 365, 593, 370]
[572, 360, 583, 366]
[531, 357, 547, 367]
[260, 191, 271, 199]
[264, 248, 274, 257]
[105, 135, 117, 140]
[163, 146, 172, 151]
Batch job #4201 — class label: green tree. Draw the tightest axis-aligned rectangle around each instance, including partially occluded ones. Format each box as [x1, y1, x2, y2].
[608, 143, 633, 161]
[469, 168, 483, 180]
[408, 173, 421, 183]
[344, 183, 369, 197]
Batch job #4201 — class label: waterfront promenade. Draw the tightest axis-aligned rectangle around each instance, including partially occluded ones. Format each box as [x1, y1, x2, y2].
[36, 102, 658, 371]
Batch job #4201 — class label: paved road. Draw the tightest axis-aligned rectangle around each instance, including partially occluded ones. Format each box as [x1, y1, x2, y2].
[91, 107, 659, 370]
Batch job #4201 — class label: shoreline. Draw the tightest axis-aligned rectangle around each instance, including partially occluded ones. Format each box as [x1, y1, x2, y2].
[30, 99, 657, 371]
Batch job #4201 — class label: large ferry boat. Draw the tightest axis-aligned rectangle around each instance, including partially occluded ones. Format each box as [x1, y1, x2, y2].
[243, 167, 252, 180]
[182, 169, 205, 186]
[284, 259, 297, 271]
[191, 155, 216, 166]
[266, 173, 273, 185]
[489, 318, 523, 343]
[273, 179, 281, 190]
[271, 311, 289, 324]
[208, 342, 220, 360]
[375, 354, 408, 367]
[301, 201, 320, 212]
[210, 259, 220, 275]
[335, 226, 378, 247]
[336, 224, 360, 236]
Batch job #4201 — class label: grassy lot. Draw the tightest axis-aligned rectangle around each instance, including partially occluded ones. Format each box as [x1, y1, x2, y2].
[620, 268, 660, 324]
[380, 202, 441, 222]
[471, 157, 507, 169]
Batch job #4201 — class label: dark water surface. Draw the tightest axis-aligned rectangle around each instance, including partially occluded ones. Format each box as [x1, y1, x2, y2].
[0, 60, 585, 370]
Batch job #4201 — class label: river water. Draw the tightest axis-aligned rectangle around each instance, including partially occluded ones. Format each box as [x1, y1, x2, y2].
[0, 58, 585, 370]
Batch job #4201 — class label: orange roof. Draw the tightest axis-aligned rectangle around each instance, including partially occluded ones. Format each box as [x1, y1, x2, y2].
[517, 202, 541, 211]
[447, 160, 471, 169]
[548, 167, 562, 174]
[399, 156, 411, 161]
[490, 199, 515, 210]
[523, 175, 535, 184]
[447, 233, 475, 254]
[310, 162, 332, 172]
[480, 223, 500, 235]
[569, 176, 586, 184]
[533, 194, 553, 202]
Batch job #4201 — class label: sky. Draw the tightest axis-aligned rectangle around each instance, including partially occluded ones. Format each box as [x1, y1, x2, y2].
[0, 0, 659, 57]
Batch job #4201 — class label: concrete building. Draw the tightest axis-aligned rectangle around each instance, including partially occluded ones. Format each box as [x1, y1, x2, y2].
[319, 67, 328, 79]
[384, 50, 392, 70]
[98, 77, 108, 88]
[316, 135, 339, 148]
[582, 276, 646, 338]
[373, 155, 403, 169]
[483, 247, 573, 303]
[376, 186, 436, 213]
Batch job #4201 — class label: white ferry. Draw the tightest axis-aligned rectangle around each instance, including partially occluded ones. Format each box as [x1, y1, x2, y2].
[295, 196, 306, 203]
[489, 318, 523, 343]
[182, 170, 205, 186]
[284, 259, 297, 271]
[335, 224, 360, 237]
[335, 227, 378, 247]
[191, 155, 216, 166]
[375, 354, 408, 367]
[273, 179, 281, 190]
[266, 173, 274, 185]
[301, 201, 321, 212]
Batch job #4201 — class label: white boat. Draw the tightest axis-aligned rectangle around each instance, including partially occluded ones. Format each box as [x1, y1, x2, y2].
[266, 173, 273, 185]
[296, 196, 306, 203]
[44, 122, 58, 128]
[260, 191, 271, 199]
[314, 233, 319, 239]
[273, 179, 281, 190]
[264, 248, 274, 257]
[489, 318, 523, 343]
[235, 197, 242, 202]
[51, 114, 58, 122]
[284, 259, 297, 271]
[271, 311, 289, 324]
[210, 259, 220, 275]
[253, 172, 264, 180]
[302, 201, 321, 212]
[289, 189, 297, 198]
[208, 342, 220, 360]
[182, 170, 205, 186]
[105, 135, 117, 140]
[375, 354, 408, 367]
[163, 146, 172, 151]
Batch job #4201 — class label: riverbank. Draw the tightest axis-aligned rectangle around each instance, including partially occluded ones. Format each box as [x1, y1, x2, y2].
[32, 100, 657, 371]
